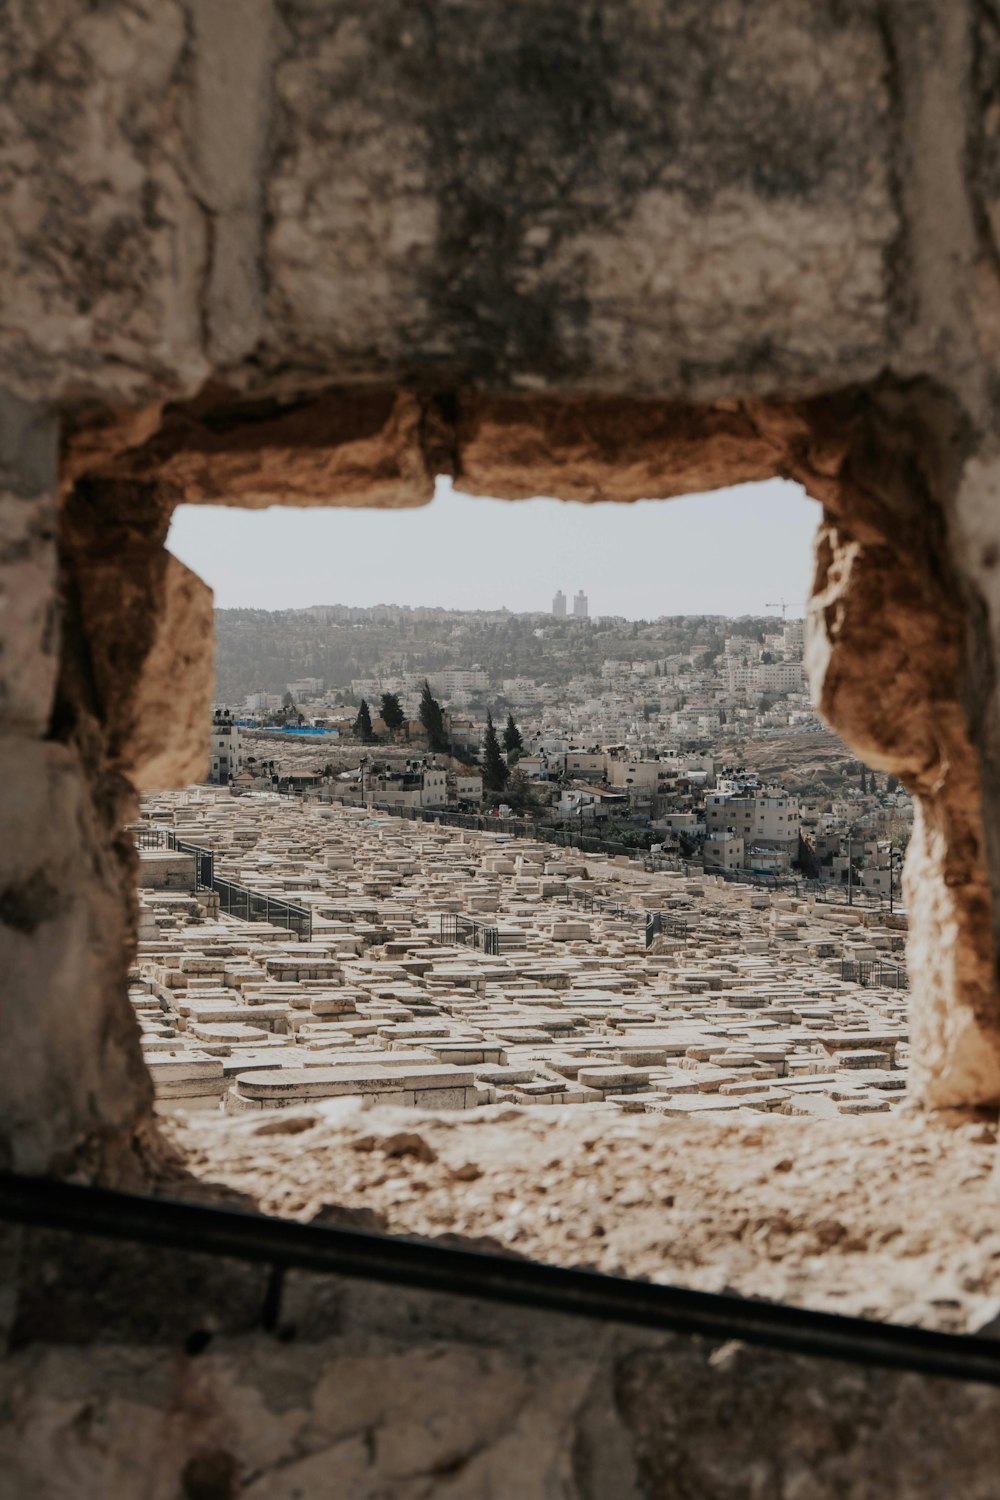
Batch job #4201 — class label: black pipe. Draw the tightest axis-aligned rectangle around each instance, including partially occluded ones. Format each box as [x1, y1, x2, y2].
[2, 1172, 1000, 1384]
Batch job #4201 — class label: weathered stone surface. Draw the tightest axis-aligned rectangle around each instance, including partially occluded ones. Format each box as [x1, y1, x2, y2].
[173, 1103, 1000, 1334]
[451, 395, 791, 503]
[0, 0, 208, 403]
[807, 517, 1000, 1108]
[76, 550, 214, 791]
[65, 388, 433, 513]
[0, 740, 151, 1175]
[264, 0, 897, 398]
[179, 0, 274, 370]
[1, 0, 900, 405]
[801, 392, 1000, 1108]
[0, 391, 58, 736]
[4, 1228, 1000, 1500]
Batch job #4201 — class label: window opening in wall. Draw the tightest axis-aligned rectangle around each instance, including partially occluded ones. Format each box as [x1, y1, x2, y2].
[119, 469, 952, 1330]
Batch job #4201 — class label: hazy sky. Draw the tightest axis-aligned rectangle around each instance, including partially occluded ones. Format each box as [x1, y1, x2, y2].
[166, 475, 820, 619]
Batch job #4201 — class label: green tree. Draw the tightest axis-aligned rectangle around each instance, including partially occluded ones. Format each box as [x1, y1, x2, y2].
[500, 768, 540, 814]
[419, 680, 449, 752]
[380, 691, 405, 734]
[502, 711, 523, 760]
[353, 699, 374, 742]
[482, 712, 509, 793]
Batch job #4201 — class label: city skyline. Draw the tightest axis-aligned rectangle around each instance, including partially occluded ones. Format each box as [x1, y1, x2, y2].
[167, 475, 819, 619]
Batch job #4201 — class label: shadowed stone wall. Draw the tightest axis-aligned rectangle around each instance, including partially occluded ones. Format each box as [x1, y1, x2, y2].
[3, 1225, 1000, 1500]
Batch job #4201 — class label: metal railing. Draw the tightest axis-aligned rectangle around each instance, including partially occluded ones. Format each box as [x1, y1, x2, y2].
[840, 958, 908, 990]
[174, 837, 215, 890]
[133, 826, 172, 850]
[644, 911, 689, 947]
[554, 888, 687, 948]
[437, 914, 507, 955]
[131, 825, 310, 940]
[214, 877, 312, 940]
[5, 1173, 1000, 1389]
[348, 803, 904, 908]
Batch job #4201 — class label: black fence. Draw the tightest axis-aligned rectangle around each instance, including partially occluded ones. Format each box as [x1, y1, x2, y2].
[132, 826, 172, 851]
[344, 802, 905, 911]
[352, 800, 655, 861]
[437, 913, 505, 955]
[174, 838, 214, 890]
[214, 877, 312, 940]
[840, 958, 908, 990]
[131, 825, 310, 939]
[556, 888, 688, 944]
[644, 911, 690, 947]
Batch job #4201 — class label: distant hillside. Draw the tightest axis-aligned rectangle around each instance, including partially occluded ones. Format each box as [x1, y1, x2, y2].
[212, 605, 787, 701]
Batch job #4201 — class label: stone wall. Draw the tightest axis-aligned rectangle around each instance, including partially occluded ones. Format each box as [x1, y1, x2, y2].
[3, 1223, 1000, 1500]
[4, 0, 1000, 1155]
[9, 3, 1000, 1491]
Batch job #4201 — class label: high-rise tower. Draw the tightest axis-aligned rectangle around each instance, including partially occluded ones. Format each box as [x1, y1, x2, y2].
[552, 590, 567, 616]
[573, 590, 589, 618]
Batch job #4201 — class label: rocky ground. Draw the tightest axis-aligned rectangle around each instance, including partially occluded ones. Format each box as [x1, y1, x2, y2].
[165, 1101, 1000, 1335]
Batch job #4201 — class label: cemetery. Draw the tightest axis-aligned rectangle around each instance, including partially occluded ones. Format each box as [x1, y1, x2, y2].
[133, 790, 913, 1124]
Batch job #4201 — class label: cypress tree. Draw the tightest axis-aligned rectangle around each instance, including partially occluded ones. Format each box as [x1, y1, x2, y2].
[502, 711, 524, 760]
[482, 712, 509, 793]
[380, 691, 404, 733]
[353, 699, 374, 742]
[419, 680, 449, 752]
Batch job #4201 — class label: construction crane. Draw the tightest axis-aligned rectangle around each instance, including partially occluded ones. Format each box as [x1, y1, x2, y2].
[765, 599, 806, 619]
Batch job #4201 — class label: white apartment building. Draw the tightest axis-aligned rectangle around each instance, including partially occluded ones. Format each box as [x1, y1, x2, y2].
[724, 636, 756, 659]
[704, 830, 744, 871]
[566, 750, 606, 781]
[431, 668, 488, 695]
[420, 768, 449, 807]
[552, 590, 567, 616]
[704, 788, 800, 860]
[453, 773, 484, 804]
[655, 811, 699, 832]
[754, 661, 805, 693]
[502, 678, 545, 704]
[208, 713, 242, 784]
[606, 757, 684, 792]
[725, 660, 805, 696]
[746, 845, 792, 875]
[573, 590, 589, 618]
[371, 766, 450, 810]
